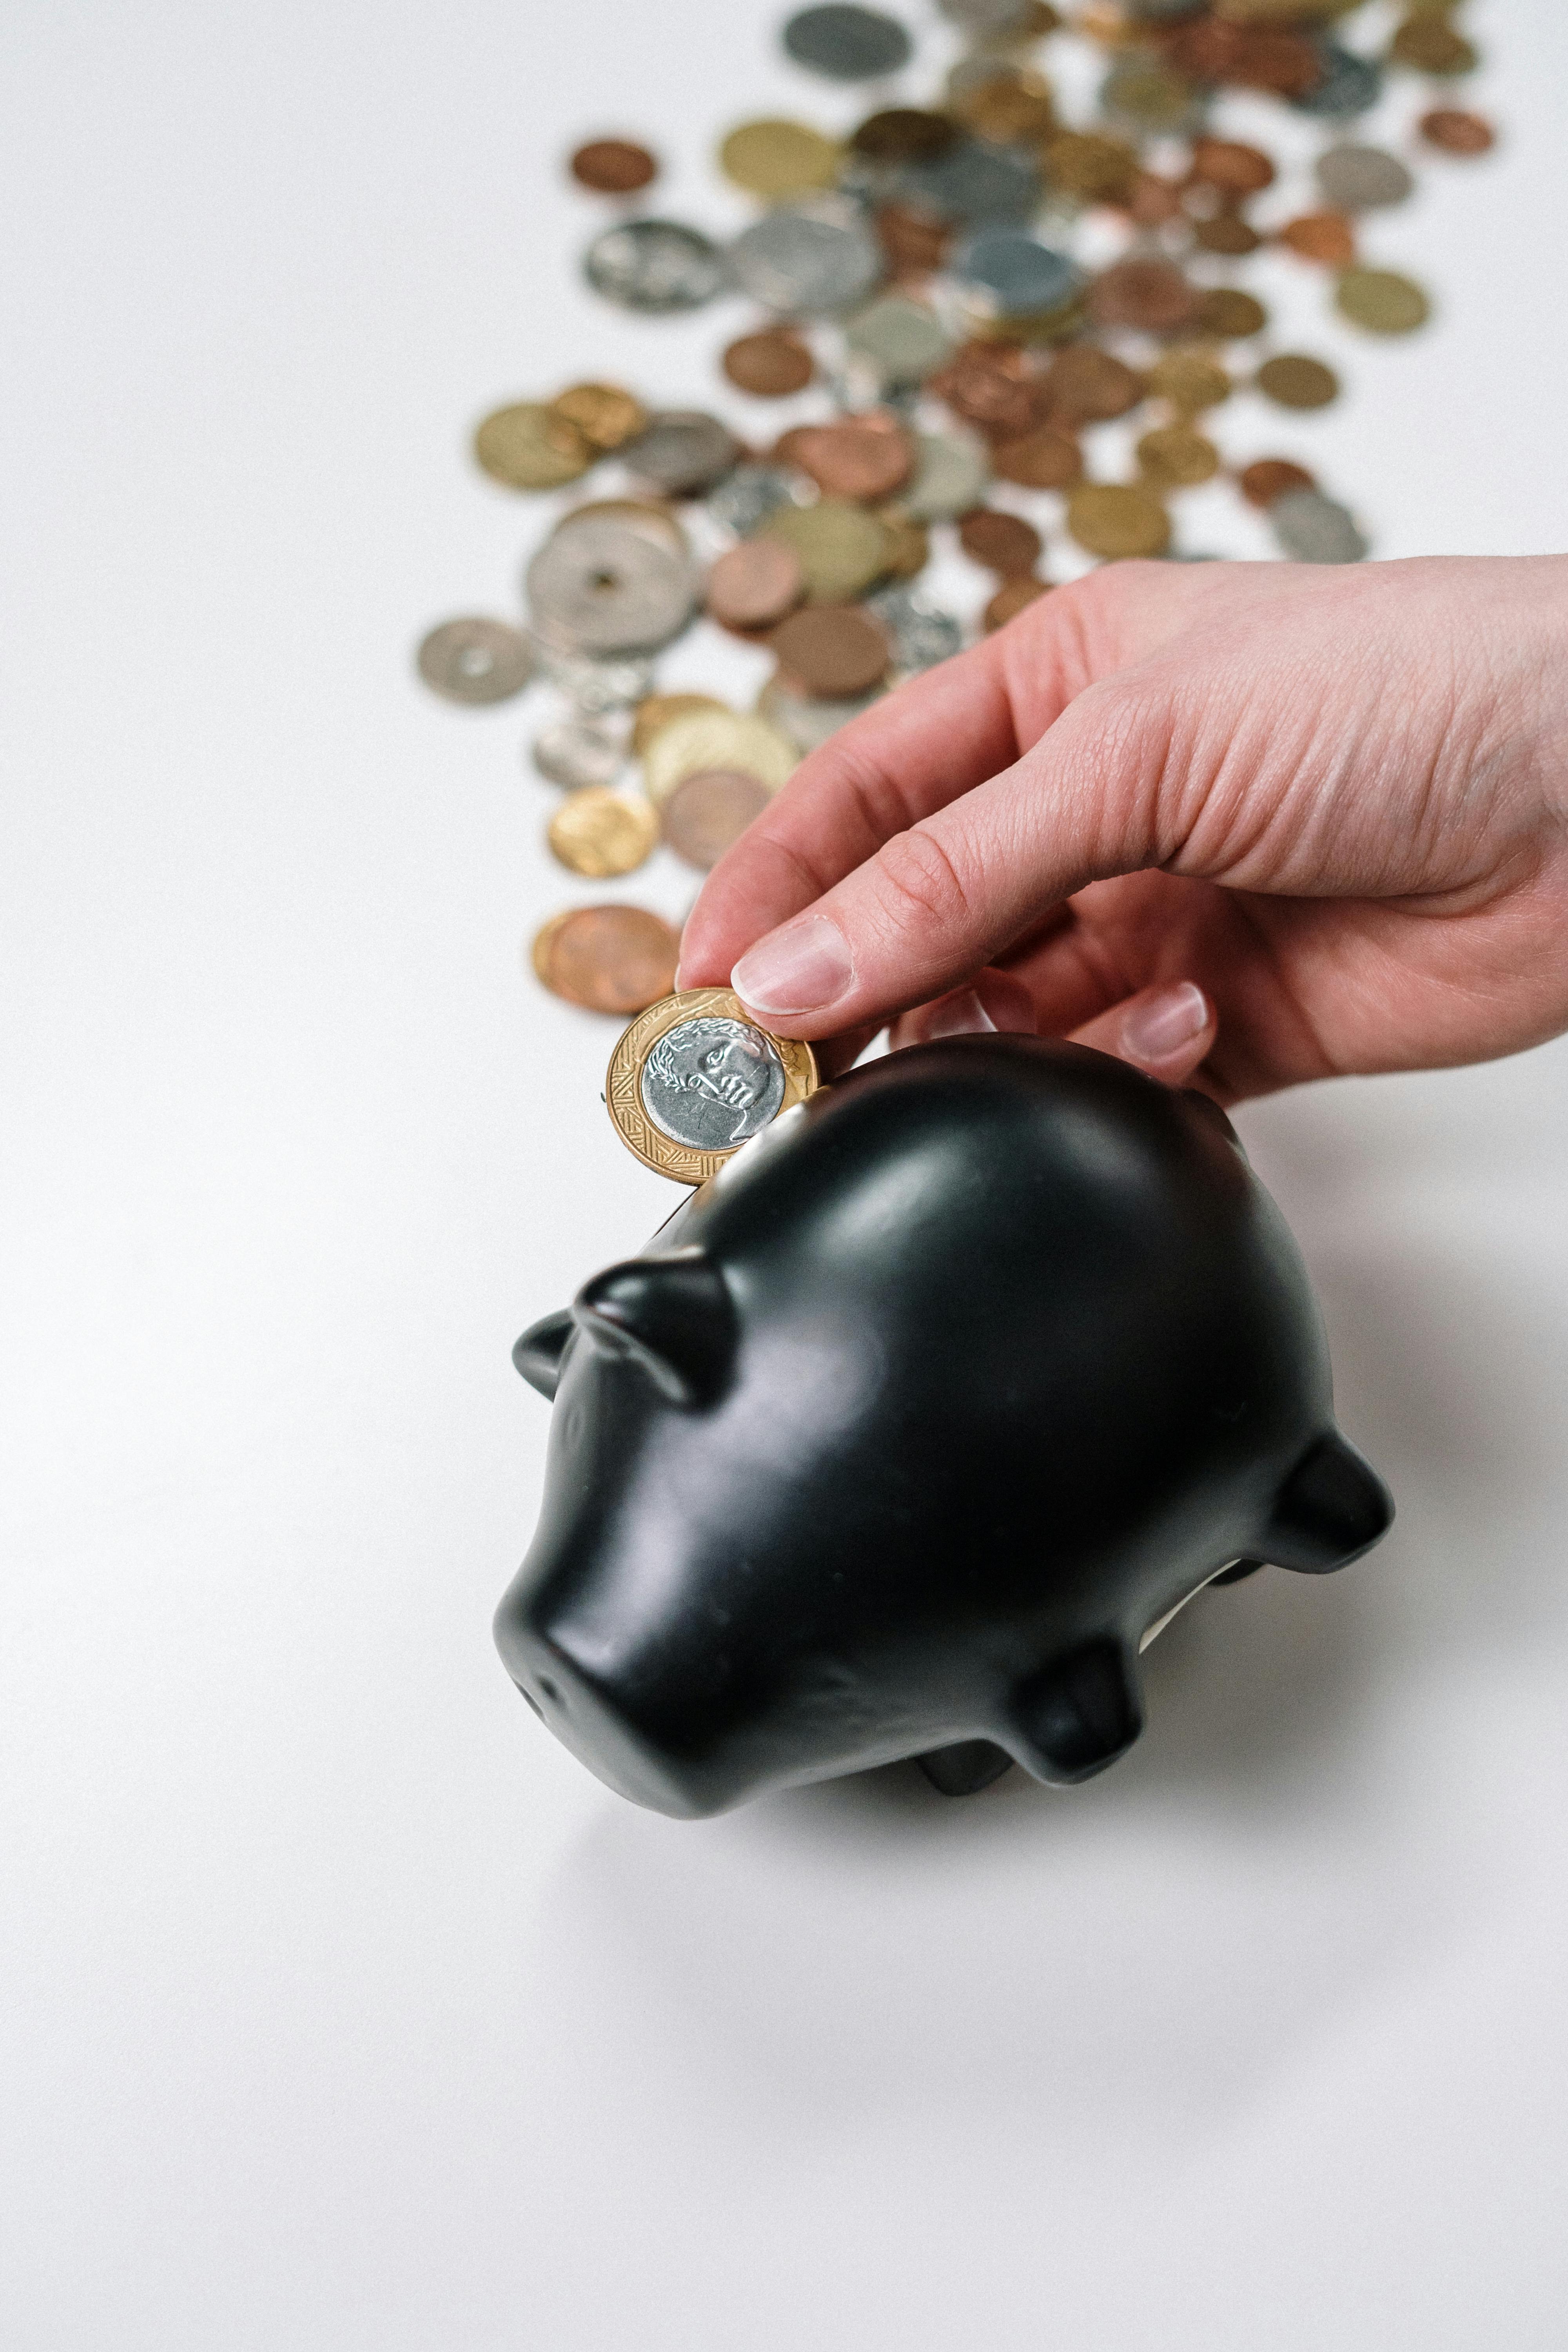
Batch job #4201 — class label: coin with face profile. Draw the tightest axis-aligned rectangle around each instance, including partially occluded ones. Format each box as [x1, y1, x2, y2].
[606, 987, 820, 1182]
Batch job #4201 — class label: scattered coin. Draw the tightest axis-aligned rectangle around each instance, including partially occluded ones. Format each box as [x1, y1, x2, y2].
[548, 787, 660, 877]
[642, 708, 798, 805]
[874, 203, 953, 277]
[771, 604, 892, 697]
[1188, 137, 1275, 196]
[1270, 487, 1368, 564]
[1277, 211, 1357, 264]
[899, 431, 991, 521]
[606, 986, 819, 1184]
[955, 230, 1083, 322]
[474, 402, 594, 490]
[1292, 44, 1381, 120]
[760, 497, 892, 600]
[1256, 354, 1340, 409]
[1066, 483, 1171, 560]
[583, 219, 724, 312]
[632, 693, 730, 759]
[1419, 108, 1495, 156]
[781, 4, 913, 82]
[1389, 16, 1477, 77]
[789, 410, 914, 500]
[531, 718, 627, 791]
[1046, 345, 1145, 424]
[1043, 129, 1140, 204]
[1147, 349, 1230, 414]
[899, 142, 1040, 228]
[959, 508, 1044, 575]
[720, 118, 842, 200]
[759, 672, 882, 751]
[849, 109, 959, 166]
[1089, 258, 1199, 335]
[845, 295, 953, 386]
[707, 539, 808, 632]
[536, 644, 657, 714]
[865, 583, 962, 672]
[984, 576, 1050, 630]
[1316, 142, 1414, 212]
[527, 513, 696, 654]
[1335, 266, 1430, 334]
[622, 411, 740, 497]
[729, 196, 884, 315]
[991, 423, 1081, 490]
[551, 382, 647, 450]
[570, 138, 657, 195]
[544, 906, 682, 1016]
[1136, 425, 1220, 488]
[1238, 457, 1317, 509]
[722, 328, 816, 396]
[416, 617, 535, 705]
[1100, 57, 1204, 138]
[1192, 288, 1268, 340]
[660, 770, 775, 871]
[873, 509, 930, 581]
[707, 464, 803, 537]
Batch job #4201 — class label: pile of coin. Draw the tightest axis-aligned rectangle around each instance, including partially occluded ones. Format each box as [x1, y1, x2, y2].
[418, 0, 1495, 1040]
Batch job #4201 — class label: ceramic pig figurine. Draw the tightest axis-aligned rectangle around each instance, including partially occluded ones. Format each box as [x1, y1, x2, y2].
[495, 1036, 1392, 1817]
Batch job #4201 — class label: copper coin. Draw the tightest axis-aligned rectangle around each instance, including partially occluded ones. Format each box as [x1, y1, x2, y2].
[984, 577, 1050, 633]
[959, 508, 1044, 577]
[1193, 288, 1267, 340]
[1125, 171, 1184, 227]
[991, 425, 1082, 491]
[706, 540, 806, 632]
[659, 769, 774, 872]
[1163, 19, 1320, 98]
[849, 108, 958, 165]
[1088, 258, 1198, 335]
[770, 604, 891, 698]
[789, 412, 915, 502]
[1044, 345, 1145, 425]
[541, 905, 680, 1014]
[1193, 214, 1262, 256]
[1187, 138, 1275, 197]
[1256, 354, 1340, 410]
[570, 138, 657, 195]
[1419, 108, 1495, 158]
[928, 343, 1048, 441]
[1238, 458, 1316, 511]
[874, 203, 953, 279]
[1277, 212, 1356, 265]
[722, 329, 815, 397]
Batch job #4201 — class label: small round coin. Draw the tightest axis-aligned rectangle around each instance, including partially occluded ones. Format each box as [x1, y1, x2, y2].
[642, 709, 798, 805]
[1316, 142, 1414, 212]
[759, 497, 892, 599]
[1335, 267, 1430, 335]
[707, 539, 807, 632]
[544, 906, 681, 1016]
[1419, 108, 1495, 157]
[991, 425, 1081, 490]
[622, 410, 740, 498]
[984, 576, 1050, 631]
[1389, 16, 1477, 76]
[608, 987, 819, 1183]
[633, 693, 730, 759]
[1238, 457, 1316, 509]
[474, 402, 594, 490]
[1270, 487, 1368, 564]
[1147, 348, 1231, 414]
[771, 604, 892, 697]
[660, 770, 775, 871]
[788, 411, 914, 501]
[1066, 483, 1171, 561]
[722, 328, 816, 396]
[958, 508, 1044, 575]
[548, 787, 660, 877]
[583, 219, 724, 313]
[1192, 288, 1268, 340]
[1088, 258, 1199, 335]
[1187, 137, 1275, 197]
[728, 196, 884, 317]
[849, 109, 958, 166]
[1256, 354, 1341, 410]
[570, 138, 658, 195]
[782, 4, 913, 81]
[720, 118, 842, 199]
[551, 382, 648, 450]
[1045, 345, 1145, 425]
[530, 717, 626, 791]
[844, 294, 953, 387]
[1276, 211, 1357, 264]
[416, 617, 535, 705]
[898, 433, 991, 523]
[1136, 425, 1220, 488]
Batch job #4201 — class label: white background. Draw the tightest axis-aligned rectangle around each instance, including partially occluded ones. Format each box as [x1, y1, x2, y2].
[5, 2, 1568, 2345]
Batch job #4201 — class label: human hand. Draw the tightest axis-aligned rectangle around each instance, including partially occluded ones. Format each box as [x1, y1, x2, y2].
[677, 556, 1568, 1103]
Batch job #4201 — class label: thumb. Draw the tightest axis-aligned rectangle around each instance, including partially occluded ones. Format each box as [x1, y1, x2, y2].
[728, 679, 1173, 1038]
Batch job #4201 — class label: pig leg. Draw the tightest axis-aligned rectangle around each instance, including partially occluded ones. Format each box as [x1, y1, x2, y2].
[1007, 1638, 1144, 1786]
[1259, 1431, 1393, 1573]
[915, 1740, 1014, 1797]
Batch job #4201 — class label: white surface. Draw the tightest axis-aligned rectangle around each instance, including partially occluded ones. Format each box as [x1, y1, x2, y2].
[4, 3, 1568, 2346]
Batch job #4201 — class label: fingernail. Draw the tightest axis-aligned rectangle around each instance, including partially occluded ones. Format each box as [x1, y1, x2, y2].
[731, 916, 854, 1017]
[923, 988, 996, 1041]
[1120, 982, 1208, 1064]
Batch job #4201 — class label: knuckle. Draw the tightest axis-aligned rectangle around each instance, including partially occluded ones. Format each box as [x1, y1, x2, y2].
[868, 824, 975, 941]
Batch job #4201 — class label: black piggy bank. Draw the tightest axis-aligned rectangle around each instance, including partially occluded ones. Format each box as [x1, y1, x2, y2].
[496, 1036, 1392, 1817]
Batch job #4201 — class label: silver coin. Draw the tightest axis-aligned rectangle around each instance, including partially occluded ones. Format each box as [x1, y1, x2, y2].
[1315, 143, 1413, 212]
[639, 1016, 786, 1150]
[1292, 44, 1382, 120]
[759, 673, 884, 753]
[532, 643, 656, 713]
[728, 197, 884, 317]
[622, 411, 740, 497]
[954, 230, 1082, 319]
[1270, 489, 1369, 565]
[526, 515, 696, 654]
[416, 617, 535, 705]
[781, 4, 912, 80]
[583, 219, 724, 313]
[866, 583, 962, 673]
[530, 717, 626, 790]
[845, 293, 953, 385]
[897, 142, 1039, 228]
[900, 429, 990, 522]
[706, 464, 805, 538]
[938, 0, 1036, 27]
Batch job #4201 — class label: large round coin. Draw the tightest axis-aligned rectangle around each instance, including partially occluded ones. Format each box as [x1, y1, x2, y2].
[416, 617, 535, 704]
[527, 514, 695, 655]
[540, 906, 680, 1014]
[728, 198, 883, 317]
[583, 219, 724, 312]
[607, 987, 820, 1183]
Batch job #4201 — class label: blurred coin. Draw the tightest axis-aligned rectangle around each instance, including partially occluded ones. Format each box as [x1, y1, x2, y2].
[900, 431, 991, 521]
[1389, 17, 1477, 76]
[660, 770, 775, 871]
[720, 118, 843, 199]
[1136, 425, 1220, 487]
[1043, 130, 1140, 205]
[929, 341, 1048, 439]
[707, 464, 806, 537]
[991, 424, 1081, 489]
[535, 644, 657, 713]
[1270, 488, 1368, 563]
[771, 604, 892, 696]
[1066, 484, 1171, 559]
[729, 198, 884, 315]
[782, 4, 913, 80]
[898, 143, 1040, 229]
[959, 508, 1043, 574]
[1419, 108, 1495, 156]
[984, 577, 1049, 630]
[1316, 142, 1414, 211]
[527, 515, 696, 654]
[1188, 137, 1275, 196]
[939, 0, 1041, 28]
[1192, 214, 1262, 257]
[622, 411, 740, 497]
[474, 402, 594, 490]
[583, 219, 724, 312]
[416, 617, 535, 705]
[1335, 267, 1430, 334]
[955, 230, 1082, 321]
[570, 138, 658, 194]
[643, 709, 798, 804]
[1256, 354, 1340, 409]
[722, 328, 816, 396]
[531, 910, 573, 987]
[1192, 288, 1267, 339]
[952, 71, 1056, 146]
[759, 672, 884, 751]
[552, 498, 688, 555]
[1045, 345, 1145, 424]
[633, 693, 730, 759]
[1291, 43, 1381, 119]
[1276, 210, 1356, 264]
[873, 508, 930, 579]
[875, 203, 953, 276]
[548, 786, 660, 877]
[790, 411, 914, 500]
[759, 498, 892, 599]
[1099, 58, 1204, 137]
[850, 109, 960, 166]
[1088, 258, 1198, 334]
[865, 582, 961, 672]
[531, 717, 626, 790]
[544, 906, 681, 1015]
[551, 383, 648, 450]
[1147, 348, 1230, 414]
[707, 539, 807, 631]
[1238, 457, 1316, 508]
[607, 987, 818, 1184]
[845, 294, 953, 385]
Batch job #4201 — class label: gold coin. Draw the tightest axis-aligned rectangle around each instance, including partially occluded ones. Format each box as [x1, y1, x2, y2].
[951, 70, 1056, 145]
[1192, 287, 1268, 340]
[1335, 267, 1431, 335]
[1136, 425, 1220, 488]
[531, 909, 573, 986]
[759, 499, 891, 603]
[1042, 131, 1140, 204]
[875, 507, 930, 581]
[642, 710, 797, 806]
[1066, 483, 1171, 560]
[1256, 353, 1340, 408]
[474, 402, 594, 490]
[632, 691, 730, 759]
[547, 787, 660, 878]
[719, 119, 842, 199]
[1389, 15, 1478, 75]
[606, 986, 820, 1185]
[1146, 348, 1231, 414]
[550, 382, 648, 452]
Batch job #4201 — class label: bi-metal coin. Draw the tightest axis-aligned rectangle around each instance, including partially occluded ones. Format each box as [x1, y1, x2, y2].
[606, 987, 820, 1184]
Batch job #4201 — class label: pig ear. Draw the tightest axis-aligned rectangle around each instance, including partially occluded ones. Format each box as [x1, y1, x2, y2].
[1257, 1431, 1394, 1574]
[512, 1309, 575, 1400]
[1006, 1638, 1144, 1786]
[572, 1248, 737, 1406]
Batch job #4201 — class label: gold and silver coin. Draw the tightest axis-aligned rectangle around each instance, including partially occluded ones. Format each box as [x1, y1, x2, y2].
[606, 987, 820, 1183]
